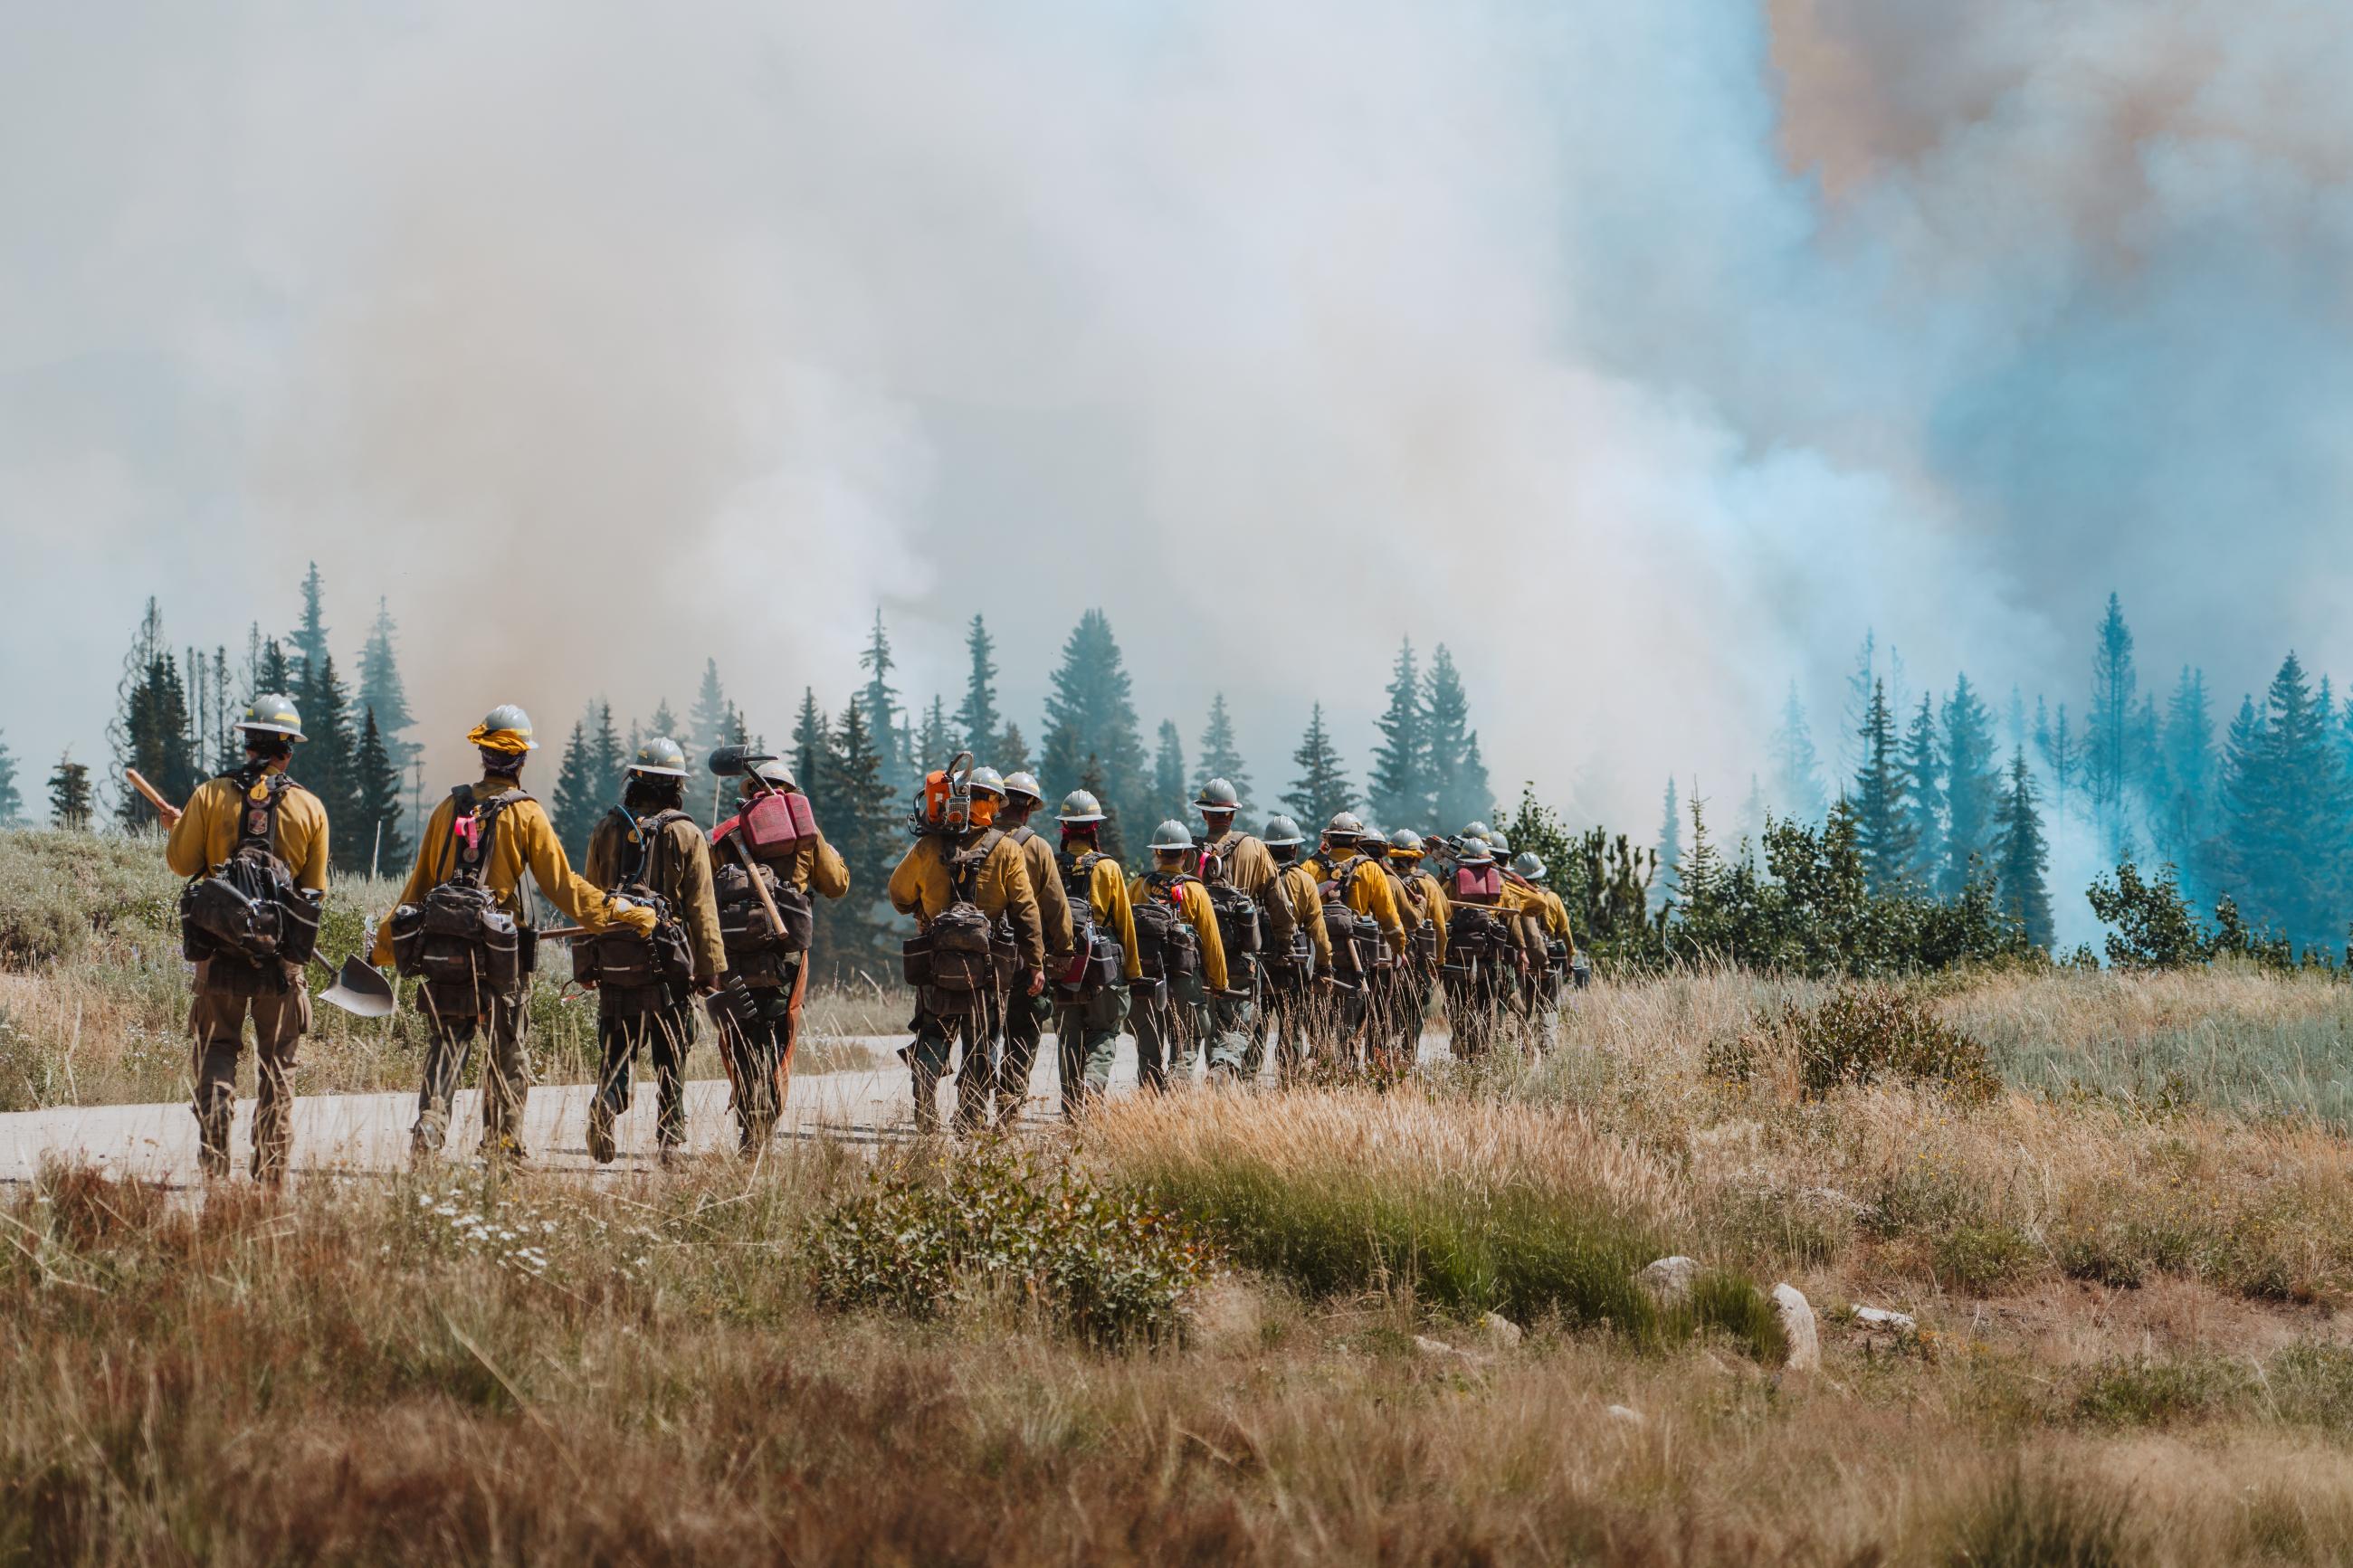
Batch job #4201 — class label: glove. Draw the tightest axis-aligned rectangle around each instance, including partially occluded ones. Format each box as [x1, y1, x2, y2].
[614, 905, 659, 937]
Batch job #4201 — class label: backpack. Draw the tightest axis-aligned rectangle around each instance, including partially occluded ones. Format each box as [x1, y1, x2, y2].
[387, 787, 526, 995]
[573, 808, 697, 991]
[1129, 871, 1201, 982]
[900, 830, 1004, 1011]
[1054, 850, 1125, 997]
[1453, 863, 1504, 902]
[1319, 857, 1386, 980]
[1392, 869, 1441, 967]
[176, 768, 322, 966]
[1196, 835, 1263, 956]
[1443, 902, 1512, 978]
[711, 847, 814, 986]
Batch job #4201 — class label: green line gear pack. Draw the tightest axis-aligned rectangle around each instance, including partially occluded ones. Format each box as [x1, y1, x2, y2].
[573, 807, 696, 992]
[1129, 870, 1201, 1000]
[1318, 855, 1386, 985]
[712, 848, 814, 988]
[1196, 835, 1264, 969]
[176, 765, 323, 968]
[900, 828, 1004, 1012]
[1053, 848, 1125, 998]
[386, 786, 528, 1000]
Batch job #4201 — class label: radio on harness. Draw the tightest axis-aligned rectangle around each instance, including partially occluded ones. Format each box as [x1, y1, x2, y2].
[176, 766, 322, 967]
[386, 786, 529, 996]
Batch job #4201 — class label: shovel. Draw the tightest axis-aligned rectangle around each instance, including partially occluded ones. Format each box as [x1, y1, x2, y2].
[318, 954, 398, 1018]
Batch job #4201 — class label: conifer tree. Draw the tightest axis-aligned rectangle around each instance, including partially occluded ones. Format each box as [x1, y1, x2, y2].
[957, 614, 1002, 760]
[1737, 774, 1767, 848]
[1153, 721, 1186, 815]
[997, 721, 1034, 779]
[2219, 652, 2349, 952]
[2006, 687, 2028, 755]
[2085, 593, 2137, 849]
[688, 659, 734, 765]
[49, 751, 92, 829]
[1039, 610, 1148, 836]
[857, 611, 902, 782]
[1992, 749, 2053, 948]
[1281, 705, 1355, 829]
[791, 689, 830, 821]
[822, 698, 904, 981]
[915, 697, 954, 774]
[1839, 631, 1877, 785]
[1768, 681, 1827, 823]
[1851, 679, 1915, 895]
[293, 651, 361, 836]
[1941, 673, 1997, 898]
[252, 636, 293, 704]
[289, 563, 330, 682]
[1898, 694, 1944, 889]
[1368, 639, 1429, 827]
[109, 599, 195, 826]
[1424, 645, 1492, 829]
[350, 709, 408, 878]
[589, 702, 626, 813]
[648, 698, 681, 746]
[2156, 667, 2215, 867]
[550, 719, 600, 863]
[2036, 700, 2080, 822]
[0, 733, 19, 826]
[1194, 694, 1251, 814]
[355, 597, 418, 771]
[1652, 777, 1681, 912]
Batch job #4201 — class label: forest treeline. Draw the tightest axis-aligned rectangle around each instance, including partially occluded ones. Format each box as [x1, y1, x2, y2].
[7, 575, 2347, 983]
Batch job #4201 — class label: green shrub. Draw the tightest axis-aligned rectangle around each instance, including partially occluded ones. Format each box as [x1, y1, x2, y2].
[2073, 1355, 2249, 1426]
[1943, 1461, 2132, 1567]
[1935, 1222, 2036, 1295]
[1719, 984, 1998, 1103]
[810, 1141, 1212, 1347]
[0, 830, 179, 967]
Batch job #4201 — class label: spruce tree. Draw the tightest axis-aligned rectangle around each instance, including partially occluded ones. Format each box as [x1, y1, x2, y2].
[1078, 754, 1125, 863]
[49, 752, 92, 829]
[355, 597, 418, 771]
[2038, 701, 2080, 822]
[351, 709, 408, 878]
[1941, 673, 1997, 898]
[914, 696, 954, 774]
[1423, 645, 1492, 829]
[648, 698, 681, 746]
[1899, 694, 1944, 889]
[1992, 748, 2053, 948]
[109, 599, 189, 825]
[0, 733, 19, 826]
[1652, 778, 1681, 912]
[997, 721, 1034, 779]
[822, 698, 904, 982]
[2157, 667, 2216, 867]
[294, 651, 361, 837]
[1194, 694, 1251, 814]
[957, 613, 1002, 760]
[688, 659, 734, 766]
[791, 689, 830, 820]
[1281, 704, 1355, 830]
[857, 611, 902, 782]
[1039, 610, 1148, 836]
[2085, 593, 2137, 849]
[1768, 681, 1827, 823]
[549, 720, 600, 863]
[1736, 774, 1767, 849]
[253, 637, 293, 703]
[2220, 652, 2349, 952]
[1368, 639, 1429, 827]
[1153, 721, 1186, 815]
[289, 562, 329, 682]
[589, 703, 627, 813]
[1839, 631, 1877, 786]
[1851, 679, 1915, 895]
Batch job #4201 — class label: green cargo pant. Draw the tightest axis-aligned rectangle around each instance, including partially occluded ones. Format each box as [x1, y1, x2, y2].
[906, 987, 1001, 1134]
[414, 985, 530, 1164]
[188, 959, 310, 1182]
[1053, 982, 1131, 1118]
[589, 988, 694, 1161]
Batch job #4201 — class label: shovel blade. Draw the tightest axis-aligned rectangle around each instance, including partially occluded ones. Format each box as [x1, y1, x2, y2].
[320, 955, 397, 1018]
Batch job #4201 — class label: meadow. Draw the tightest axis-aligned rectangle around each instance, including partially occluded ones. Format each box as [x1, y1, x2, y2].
[9, 827, 2353, 1563]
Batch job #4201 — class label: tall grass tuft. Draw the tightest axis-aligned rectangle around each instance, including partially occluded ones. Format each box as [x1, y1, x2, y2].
[1943, 1460, 2133, 1567]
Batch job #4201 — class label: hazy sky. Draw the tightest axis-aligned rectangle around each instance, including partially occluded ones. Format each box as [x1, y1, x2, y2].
[6, 0, 2351, 835]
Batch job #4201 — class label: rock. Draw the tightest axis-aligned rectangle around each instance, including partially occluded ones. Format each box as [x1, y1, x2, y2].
[1853, 1306, 1915, 1332]
[1414, 1335, 1456, 1359]
[1605, 1403, 1645, 1427]
[1771, 1283, 1819, 1373]
[1636, 1256, 1702, 1305]
[1479, 1312, 1524, 1351]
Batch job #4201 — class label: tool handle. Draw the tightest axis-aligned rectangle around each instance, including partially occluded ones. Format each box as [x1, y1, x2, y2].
[124, 767, 182, 827]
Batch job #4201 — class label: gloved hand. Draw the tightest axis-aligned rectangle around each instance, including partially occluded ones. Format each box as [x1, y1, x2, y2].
[614, 905, 659, 937]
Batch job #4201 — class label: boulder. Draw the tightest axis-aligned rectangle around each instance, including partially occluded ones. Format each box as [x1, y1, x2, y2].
[1414, 1335, 1456, 1359]
[1853, 1306, 1916, 1332]
[1605, 1404, 1645, 1427]
[1636, 1256, 1701, 1305]
[1479, 1312, 1524, 1351]
[1771, 1283, 1819, 1373]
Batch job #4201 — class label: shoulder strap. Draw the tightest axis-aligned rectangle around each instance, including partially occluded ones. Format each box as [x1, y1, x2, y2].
[948, 828, 1006, 899]
[228, 765, 289, 859]
[1009, 825, 1037, 847]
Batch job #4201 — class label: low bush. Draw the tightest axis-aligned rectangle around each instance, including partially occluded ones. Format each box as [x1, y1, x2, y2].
[1715, 983, 1999, 1103]
[1942, 1460, 2133, 1567]
[810, 1140, 1213, 1346]
[0, 829, 179, 966]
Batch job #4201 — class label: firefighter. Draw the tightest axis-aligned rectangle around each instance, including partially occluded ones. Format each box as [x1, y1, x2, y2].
[163, 694, 329, 1183]
[709, 757, 850, 1151]
[1438, 830, 1520, 1059]
[1382, 828, 1452, 1070]
[1050, 789, 1139, 1115]
[1485, 827, 1553, 1040]
[1191, 778, 1295, 1082]
[989, 770, 1073, 1126]
[580, 737, 725, 1165]
[1252, 813, 1332, 1081]
[1510, 848, 1577, 1040]
[887, 768, 1044, 1134]
[1127, 820, 1229, 1091]
[374, 705, 654, 1168]
[1300, 813, 1405, 1074]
